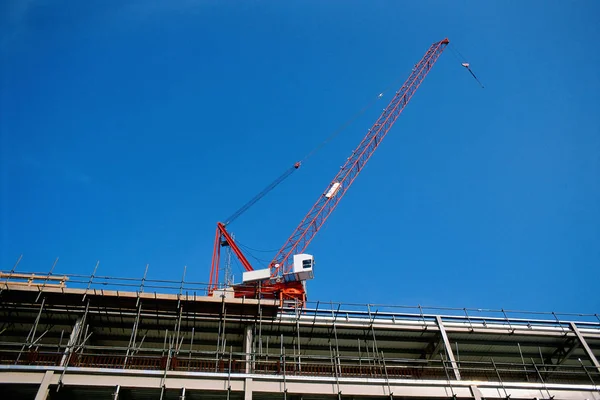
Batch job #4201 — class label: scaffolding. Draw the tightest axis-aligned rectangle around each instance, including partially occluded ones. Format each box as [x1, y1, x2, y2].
[0, 268, 599, 399]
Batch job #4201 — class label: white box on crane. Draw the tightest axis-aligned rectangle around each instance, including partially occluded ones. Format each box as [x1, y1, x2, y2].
[290, 254, 314, 281]
[242, 268, 270, 283]
[324, 182, 341, 198]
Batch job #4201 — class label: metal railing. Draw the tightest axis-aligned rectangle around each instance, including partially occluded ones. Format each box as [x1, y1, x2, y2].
[2, 269, 598, 330]
[1, 347, 598, 387]
[282, 301, 600, 331]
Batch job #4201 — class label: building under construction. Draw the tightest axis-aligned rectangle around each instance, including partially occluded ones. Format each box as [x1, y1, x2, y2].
[0, 270, 599, 400]
[3, 37, 598, 400]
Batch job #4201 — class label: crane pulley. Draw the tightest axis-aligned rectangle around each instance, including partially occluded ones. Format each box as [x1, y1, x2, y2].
[209, 38, 451, 305]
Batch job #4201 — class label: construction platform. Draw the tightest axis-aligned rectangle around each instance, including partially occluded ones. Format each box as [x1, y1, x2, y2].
[0, 270, 599, 400]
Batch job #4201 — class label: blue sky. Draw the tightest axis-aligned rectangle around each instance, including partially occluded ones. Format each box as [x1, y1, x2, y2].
[1, 1, 599, 313]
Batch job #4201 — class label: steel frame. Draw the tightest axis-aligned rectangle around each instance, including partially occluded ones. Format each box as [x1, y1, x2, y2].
[1, 268, 599, 400]
[208, 39, 451, 303]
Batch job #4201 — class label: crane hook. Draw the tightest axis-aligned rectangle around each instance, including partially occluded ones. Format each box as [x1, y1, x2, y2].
[462, 62, 484, 88]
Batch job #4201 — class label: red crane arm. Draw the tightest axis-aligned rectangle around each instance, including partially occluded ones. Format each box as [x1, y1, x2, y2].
[270, 38, 449, 278]
[208, 222, 254, 294]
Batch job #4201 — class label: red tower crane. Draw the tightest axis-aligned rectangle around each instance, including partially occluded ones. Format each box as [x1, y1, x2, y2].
[209, 38, 450, 304]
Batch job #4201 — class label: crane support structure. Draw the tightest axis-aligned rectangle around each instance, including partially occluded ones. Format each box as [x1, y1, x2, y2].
[270, 38, 449, 278]
[209, 38, 449, 302]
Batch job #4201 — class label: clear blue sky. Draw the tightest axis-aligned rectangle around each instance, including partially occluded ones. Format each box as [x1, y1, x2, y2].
[1, 1, 599, 313]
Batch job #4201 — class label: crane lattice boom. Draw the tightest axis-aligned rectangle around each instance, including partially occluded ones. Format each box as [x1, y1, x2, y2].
[271, 38, 449, 277]
[209, 38, 450, 304]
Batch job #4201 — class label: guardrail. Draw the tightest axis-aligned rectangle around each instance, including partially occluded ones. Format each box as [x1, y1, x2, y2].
[0, 348, 598, 386]
[2, 269, 598, 329]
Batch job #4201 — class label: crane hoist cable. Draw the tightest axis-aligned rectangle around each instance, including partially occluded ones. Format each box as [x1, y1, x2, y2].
[449, 43, 484, 88]
[223, 76, 412, 227]
[235, 241, 280, 253]
[461, 63, 484, 88]
[300, 91, 388, 164]
[301, 68, 434, 164]
[236, 245, 270, 268]
[224, 163, 300, 226]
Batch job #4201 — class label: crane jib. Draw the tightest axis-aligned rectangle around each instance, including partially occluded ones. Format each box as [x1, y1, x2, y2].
[269, 38, 449, 279]
[208, 38, 450, 301]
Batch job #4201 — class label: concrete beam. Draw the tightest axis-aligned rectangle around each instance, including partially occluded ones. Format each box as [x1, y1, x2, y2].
[244, 325, 252, 374]
[435, 316, 461, 380]
[469, 385, 483, 400]
[245, 378, 253, 400]
[243, 325, 254, 400]
[61, 316, 84, 366]
[3, 369, 600, 400]
[570, 322, 600, 372]
[112, 385, 120, 400]
[34, 371, 54, 400]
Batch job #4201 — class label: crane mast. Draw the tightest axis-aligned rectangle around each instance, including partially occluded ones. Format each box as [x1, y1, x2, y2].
[209, 38, 450, 303]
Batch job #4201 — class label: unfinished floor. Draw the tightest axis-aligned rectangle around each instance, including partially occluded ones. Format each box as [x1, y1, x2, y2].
[0, 270, 599, 399]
